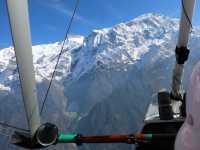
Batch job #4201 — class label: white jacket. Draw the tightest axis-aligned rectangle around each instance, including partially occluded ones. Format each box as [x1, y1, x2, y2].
[175, 61, 200, 150]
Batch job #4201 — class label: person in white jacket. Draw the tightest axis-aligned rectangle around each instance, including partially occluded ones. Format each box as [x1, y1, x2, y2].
[175, 61, 200, 150]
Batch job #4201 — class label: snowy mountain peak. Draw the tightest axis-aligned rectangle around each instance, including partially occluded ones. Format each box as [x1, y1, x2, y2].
[0, 35, 84, 84]
[70, 13, 180, 79]
[0, 13, 198, 85]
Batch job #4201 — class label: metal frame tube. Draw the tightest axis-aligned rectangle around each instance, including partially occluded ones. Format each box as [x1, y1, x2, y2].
[171, 0, 195, 99]
[6, 0, 41, 136]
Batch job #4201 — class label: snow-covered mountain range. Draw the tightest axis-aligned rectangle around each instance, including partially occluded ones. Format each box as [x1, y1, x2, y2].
[1, 13, 200, 150]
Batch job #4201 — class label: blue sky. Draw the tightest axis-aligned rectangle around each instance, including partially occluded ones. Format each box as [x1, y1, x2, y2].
[0, 0, 200, 48]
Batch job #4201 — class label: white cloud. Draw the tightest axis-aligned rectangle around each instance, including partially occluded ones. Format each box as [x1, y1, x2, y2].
[45, 25, 58, 31]
[104, 3, 122, 20]
[37, 0, 94, 27]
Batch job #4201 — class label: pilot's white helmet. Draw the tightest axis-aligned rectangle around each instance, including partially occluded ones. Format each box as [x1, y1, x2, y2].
[175, 61, 200, 150]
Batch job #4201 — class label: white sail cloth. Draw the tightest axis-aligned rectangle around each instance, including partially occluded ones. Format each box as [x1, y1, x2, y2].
[175, 61, 200, 150]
